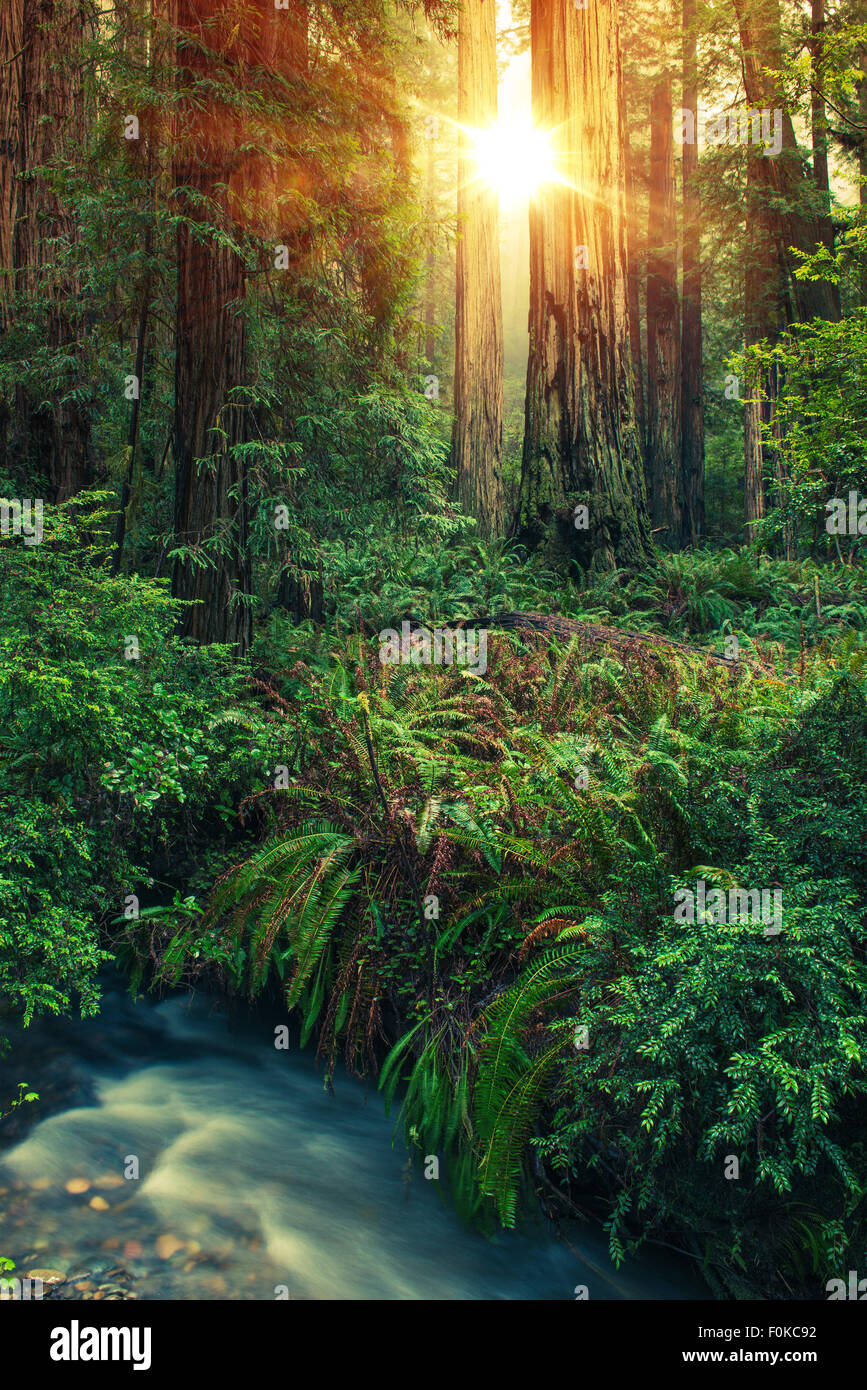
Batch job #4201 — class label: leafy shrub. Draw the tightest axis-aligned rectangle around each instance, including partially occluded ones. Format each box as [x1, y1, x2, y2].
[0, 499, 281, 1040]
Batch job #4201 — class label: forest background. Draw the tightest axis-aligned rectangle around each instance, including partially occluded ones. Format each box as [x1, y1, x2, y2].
[1, 0, 866, 1299]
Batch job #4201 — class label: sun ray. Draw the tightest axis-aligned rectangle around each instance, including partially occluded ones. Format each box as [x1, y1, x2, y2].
[433, 112, 592, 208]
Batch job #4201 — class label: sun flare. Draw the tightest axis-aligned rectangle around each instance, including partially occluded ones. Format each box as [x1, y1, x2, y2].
[467, 119, 560, 204]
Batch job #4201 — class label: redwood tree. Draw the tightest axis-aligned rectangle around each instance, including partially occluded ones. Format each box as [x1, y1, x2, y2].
[0, 0, 94, 499]
[517, 0, 649, 571]
[625, 124, 646, 463]
[732, 0, 838, 543]
[680, 0, 704, 545]
[645, 72, 681, 546]
[171, 1, 279, 655]
[732, 0, 839, 325]
[450, 0, 504, 538]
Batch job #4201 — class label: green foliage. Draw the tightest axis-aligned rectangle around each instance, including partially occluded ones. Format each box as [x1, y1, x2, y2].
[158, 821, 361, 1016]
[536, 669, 867, 1291]
[733, 308, 867, 562]
[144, 577, 867, 1292]
[0, 500, 281, 1038]
[474, 940, 582, 1227]
[0, 1083, 40, 1120]
[1, 0, 865, 1308]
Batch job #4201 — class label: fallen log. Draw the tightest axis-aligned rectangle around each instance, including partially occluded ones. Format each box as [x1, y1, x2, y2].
[453, 610, 741, 669]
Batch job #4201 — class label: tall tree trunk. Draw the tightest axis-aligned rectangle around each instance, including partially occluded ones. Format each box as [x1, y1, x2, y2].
[517, 0, 649, 571]
[732, 0, 839, 323]
[645, 73, 682, 546]
[450, 0, 504, 538]
[1, 0, 94, 500]
[0, 0, 24, 474]
[680, 0, 704, 546]
[809, 0, 832, 252]
[0, 0, 24, 327]
[424, 133, 437, 369]
[625, 124, 646, 462]
[743, 152, 786, 544]
[861, 48, 867, 306]
[171, 0, 267, 655]
[733, 0, 833, 543]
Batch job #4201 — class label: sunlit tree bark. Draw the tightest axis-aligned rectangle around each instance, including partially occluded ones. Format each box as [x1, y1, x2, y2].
[808, 0, 837, 274]
[450, 0, 504, 538]
[860, 47, 867, 306]
[625, 125, 646, 464]
[680, 0, 704, 545]
[646, 72, 681, 546]
[517, 0, 649, 571]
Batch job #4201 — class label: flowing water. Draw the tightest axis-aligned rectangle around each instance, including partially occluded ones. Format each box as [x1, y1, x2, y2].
[0, 979, 709, 1301]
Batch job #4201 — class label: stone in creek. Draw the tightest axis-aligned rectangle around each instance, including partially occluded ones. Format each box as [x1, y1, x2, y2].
[95, 1175, 124, 1189]
[31, 1177, 52, 1191]
[155, 1234, 185, 1260]
[25, 1268, 65, 1284]
[65, 1178, 91, 1195]
[74, 1281, 94, 1293]
[88, 1196, 110, 1211]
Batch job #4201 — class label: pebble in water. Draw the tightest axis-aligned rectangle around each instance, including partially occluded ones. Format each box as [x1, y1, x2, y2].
[155, 1234, 185, 1260]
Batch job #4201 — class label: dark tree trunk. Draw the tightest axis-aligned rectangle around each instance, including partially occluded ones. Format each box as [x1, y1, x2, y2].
[0, 0, 24, 473]
[645, 73, 682, 546]
[680, 0, 704, 546]
[732, 0, 839, 323]
[517, 0, 649, 572]
[450, 0, 504, 538]
[733, 0, 836, 543]
[171, 0, 269, 655]
[743, 159, 786, 544]
[0, 0, 24, 325]
[1, 0, 94, 500]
